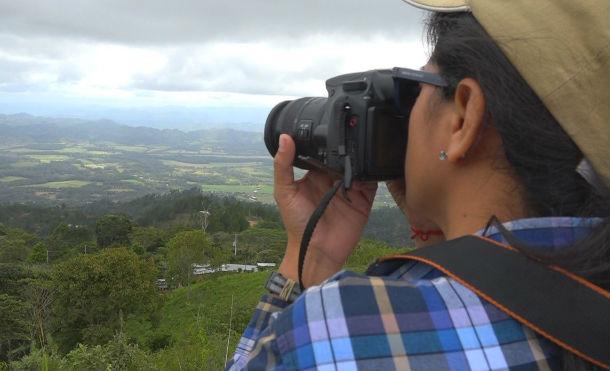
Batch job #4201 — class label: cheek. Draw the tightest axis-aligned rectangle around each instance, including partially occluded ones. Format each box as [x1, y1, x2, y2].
[404, 92, 439, 211]
[405, 97, 427, 180]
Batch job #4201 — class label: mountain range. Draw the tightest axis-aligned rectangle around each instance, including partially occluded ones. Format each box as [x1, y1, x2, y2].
[0, 113, 266, 153]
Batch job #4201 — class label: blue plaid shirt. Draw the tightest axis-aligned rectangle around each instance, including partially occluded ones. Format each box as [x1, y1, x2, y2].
[227, 217, 601, 370]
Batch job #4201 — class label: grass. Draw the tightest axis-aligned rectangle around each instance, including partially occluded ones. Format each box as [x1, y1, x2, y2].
[112, 145, 150, 153]
[85, 150, 114, 156]
[125, 271, 268, 369]
[57, 145, 87, 153]
[107, 188, 135, 193]
[29, 180, 92, 189]
[201, 184, 273, 193]
[0, 140, 322, 206]
[5, 147, 48, 153]
[123, 240, 400, 369]
[27, 154, 71, 163]
[162, 160, 204, 168]
[80, 160, 120, 169]
[121, 179, 144, 185]
[0, 176, 27, 183]
[11, 160, 40, 168]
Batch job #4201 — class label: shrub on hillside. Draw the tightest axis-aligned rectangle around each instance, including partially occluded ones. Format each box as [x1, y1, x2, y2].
[52, 248, 158, 353]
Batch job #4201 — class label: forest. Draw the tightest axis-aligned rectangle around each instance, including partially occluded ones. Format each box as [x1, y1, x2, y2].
[0, 188, 411, 370]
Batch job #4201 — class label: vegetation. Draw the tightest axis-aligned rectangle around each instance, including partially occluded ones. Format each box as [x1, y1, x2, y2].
[0, 187, 408, 370]
[166, 231, 207, 287]
[0, 113, 412, 369]
[0, 113, 398, 208]
[95, 214, 134, 249]
[51, 248, 159, 353]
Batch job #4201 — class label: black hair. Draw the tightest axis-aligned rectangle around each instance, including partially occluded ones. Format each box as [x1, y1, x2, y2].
[425, 12, 610, 371]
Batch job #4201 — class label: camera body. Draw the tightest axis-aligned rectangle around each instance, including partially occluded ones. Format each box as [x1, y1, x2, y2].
[264, 69, 409, 182]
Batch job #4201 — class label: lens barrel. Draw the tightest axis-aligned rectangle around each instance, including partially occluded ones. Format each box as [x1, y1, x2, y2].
[264, 97, 328, 169]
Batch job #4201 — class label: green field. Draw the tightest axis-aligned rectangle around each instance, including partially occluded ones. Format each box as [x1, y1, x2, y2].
[27, 154, 71, 163]
[0, 176, 27, 183]
[201, 184, 273, 193]
[29, 180, 92, 189]
[0, 134, 395, 206]
[11, 160, 39, 168]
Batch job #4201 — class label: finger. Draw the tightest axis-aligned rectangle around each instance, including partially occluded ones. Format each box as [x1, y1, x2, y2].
[334, 182, 376, 213]
[361, 183, 378, 204]
[273, 134, 296, 188]
[351, 181, 378, 192]
[306, 170, 334, 190]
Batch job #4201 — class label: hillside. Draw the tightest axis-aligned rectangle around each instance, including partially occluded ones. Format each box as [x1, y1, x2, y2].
[126, 240, 402, 370]
[0, 188, 410, 245]
[1, 202, 402, 370]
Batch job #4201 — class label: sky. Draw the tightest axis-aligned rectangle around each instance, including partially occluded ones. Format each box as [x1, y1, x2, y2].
[0, 0, 430, 124]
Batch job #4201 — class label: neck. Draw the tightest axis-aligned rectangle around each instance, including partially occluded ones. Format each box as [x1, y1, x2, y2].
[436, 169, 529, 240]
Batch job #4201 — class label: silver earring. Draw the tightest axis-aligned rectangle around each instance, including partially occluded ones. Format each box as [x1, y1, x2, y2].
[439, 150, 448, 161]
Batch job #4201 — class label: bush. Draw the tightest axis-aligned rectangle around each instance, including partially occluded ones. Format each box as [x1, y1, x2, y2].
[148, 333, 172, 352]
[52, 248, 159, 352]
[8, 348, 64, 371]
[11, 333, 154, 371]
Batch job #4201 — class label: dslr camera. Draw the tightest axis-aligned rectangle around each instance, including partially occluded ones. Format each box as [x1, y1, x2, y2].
[264, 67, 448, 186]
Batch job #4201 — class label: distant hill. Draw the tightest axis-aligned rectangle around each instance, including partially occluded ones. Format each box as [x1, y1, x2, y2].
[0, 105, 270, 131]
[0, 113, 265, 153]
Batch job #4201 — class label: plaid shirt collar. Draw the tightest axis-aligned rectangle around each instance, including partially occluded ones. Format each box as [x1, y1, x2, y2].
[477, 217, 602, 250]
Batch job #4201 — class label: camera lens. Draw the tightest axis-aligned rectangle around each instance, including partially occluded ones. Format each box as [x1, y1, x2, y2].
[264, 100, 290, 156]
[264, 97, 328, 163]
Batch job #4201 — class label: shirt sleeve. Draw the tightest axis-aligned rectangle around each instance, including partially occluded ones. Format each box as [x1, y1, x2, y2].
[225, 294, 289, 370]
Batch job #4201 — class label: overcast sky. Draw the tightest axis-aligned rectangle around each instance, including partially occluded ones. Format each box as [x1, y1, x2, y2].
[0, 0, 429, 112]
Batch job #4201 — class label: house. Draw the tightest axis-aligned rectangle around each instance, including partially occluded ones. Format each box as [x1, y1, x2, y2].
[219, 263, 258, 273]
[192, 263, 216, 275]
[256, 262, 276, 270]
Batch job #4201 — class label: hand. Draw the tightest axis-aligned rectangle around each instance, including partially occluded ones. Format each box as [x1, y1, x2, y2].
[386, 179, 445, 247]
[274, 134, 377, 287]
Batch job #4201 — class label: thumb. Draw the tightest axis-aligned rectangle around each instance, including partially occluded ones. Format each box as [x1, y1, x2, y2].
[273, 134, 296, 189]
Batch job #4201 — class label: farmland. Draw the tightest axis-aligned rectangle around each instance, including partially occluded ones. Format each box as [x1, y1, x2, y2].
[0, 114, 396, 206]
[0, 141, 275, 204]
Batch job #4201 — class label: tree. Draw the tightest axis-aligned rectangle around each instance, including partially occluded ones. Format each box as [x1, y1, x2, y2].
[166, 231, 211, 287]
[0, 294, 30, 363]
[235, 227, 287, 263]
[27, 242, 47, 264]
[0, 228, 38, 264]
[51, 247, 158, 353]
[0, 263, 54, 363]
[130, 227, 168, 255]
[26, 276, 54, 351]
[95, 214, 134, 249]
[46, 223, 94, 261]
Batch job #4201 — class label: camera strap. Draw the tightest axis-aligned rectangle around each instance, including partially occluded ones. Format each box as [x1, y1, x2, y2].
[297, 180, 344, 291]
[366, 235, 610, 370]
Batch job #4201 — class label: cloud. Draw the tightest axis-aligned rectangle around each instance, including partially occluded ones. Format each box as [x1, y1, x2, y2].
[0, 0, 426, 45]
[130, 36, 428, 97]
[0, 0, 431, 108]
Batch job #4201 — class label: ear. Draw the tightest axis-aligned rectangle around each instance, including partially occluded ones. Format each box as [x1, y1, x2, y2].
[446, 78, 486, 163]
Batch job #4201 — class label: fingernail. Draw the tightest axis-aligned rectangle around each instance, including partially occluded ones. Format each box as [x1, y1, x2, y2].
[278, 134, 286, 152]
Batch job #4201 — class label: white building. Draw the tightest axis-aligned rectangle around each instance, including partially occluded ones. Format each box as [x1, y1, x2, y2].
[219, 263, 258, 272]
[192, 263, 216, 275]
